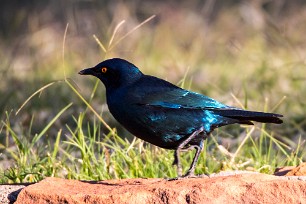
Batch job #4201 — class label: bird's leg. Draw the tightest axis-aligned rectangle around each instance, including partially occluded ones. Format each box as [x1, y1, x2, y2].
[173, 145, 200, 177]
[174, 127, 204, 177]
[173, 151, 182, 177]
[184, 142, 203, 177]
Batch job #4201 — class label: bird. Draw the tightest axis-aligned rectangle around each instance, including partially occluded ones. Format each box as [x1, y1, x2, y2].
[79, 58, 283, 178]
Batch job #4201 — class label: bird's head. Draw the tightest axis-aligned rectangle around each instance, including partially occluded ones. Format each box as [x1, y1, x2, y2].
[79, 58, 143, 89]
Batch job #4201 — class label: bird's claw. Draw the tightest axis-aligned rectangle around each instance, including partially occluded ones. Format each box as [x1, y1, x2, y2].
[167, 173, 209, 181]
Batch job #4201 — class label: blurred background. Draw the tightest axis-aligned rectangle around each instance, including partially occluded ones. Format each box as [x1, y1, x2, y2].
[0, 0, 306, 177]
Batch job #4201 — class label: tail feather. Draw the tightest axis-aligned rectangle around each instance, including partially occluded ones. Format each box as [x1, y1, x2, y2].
[212, 109, 283, 124]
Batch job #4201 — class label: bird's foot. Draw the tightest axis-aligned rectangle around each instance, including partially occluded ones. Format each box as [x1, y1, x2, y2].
[183, 169, 210, 178]
[183, 169, 195, 178]
[166, 171, 194, 181]
[167, 173, 209, 181]
[195, 173, 210, 178]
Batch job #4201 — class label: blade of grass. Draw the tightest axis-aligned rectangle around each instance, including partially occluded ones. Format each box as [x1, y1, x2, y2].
[178, 66, 190, 89]
[271, 96, 286, 112]
[93, 34, 107, 53]
[65, 80, 115, 135]
[52, 129, 62, 160]
[231, 126, 255, 163]
[62, 23, 69, 79]
[108, 20, 126, 48]
[15, 82, 56, 115]
[31, 103, 72, 145]
[108, 15, 156, 51]
[3, 112, 21, 161]
[230, 93, 246, 109]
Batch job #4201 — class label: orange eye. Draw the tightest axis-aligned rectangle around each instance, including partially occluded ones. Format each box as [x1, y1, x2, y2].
[101, 67, 107, 73]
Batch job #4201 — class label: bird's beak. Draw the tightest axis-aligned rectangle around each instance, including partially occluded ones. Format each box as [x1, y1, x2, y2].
[78, 68, 93, 75]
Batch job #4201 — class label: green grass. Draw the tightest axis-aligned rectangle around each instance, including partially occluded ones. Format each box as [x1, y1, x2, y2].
[1, 3, 306, 183]
[1, 96, 304, 183]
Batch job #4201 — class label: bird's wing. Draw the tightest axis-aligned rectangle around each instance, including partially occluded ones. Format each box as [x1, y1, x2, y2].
[139, 87, 230, 110]
[137, 87, 282, 124]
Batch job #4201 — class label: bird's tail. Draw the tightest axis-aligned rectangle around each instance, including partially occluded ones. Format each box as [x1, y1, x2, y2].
[212, 109, 283, 125]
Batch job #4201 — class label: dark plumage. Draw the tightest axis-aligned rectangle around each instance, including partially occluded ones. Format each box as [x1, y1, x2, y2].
[79, 58, 283, 177]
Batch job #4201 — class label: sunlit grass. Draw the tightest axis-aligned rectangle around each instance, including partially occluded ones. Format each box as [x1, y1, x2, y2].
[1, 98, 304, 183]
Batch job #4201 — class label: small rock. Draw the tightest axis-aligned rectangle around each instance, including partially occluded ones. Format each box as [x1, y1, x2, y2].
[285, 162, 306, 176]
[0, 184, 26, 204]
[274, 166, 295, 176]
